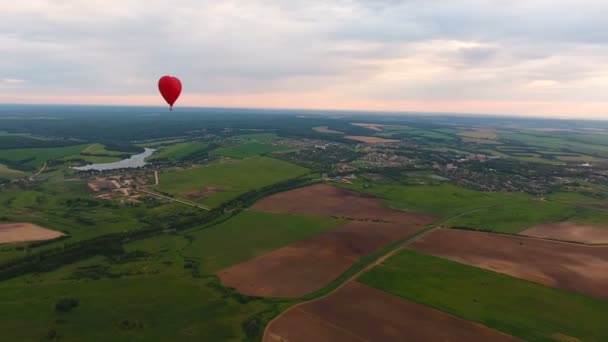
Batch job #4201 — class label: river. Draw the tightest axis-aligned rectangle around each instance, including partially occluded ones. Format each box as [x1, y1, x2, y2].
[73, 148, 156, 171]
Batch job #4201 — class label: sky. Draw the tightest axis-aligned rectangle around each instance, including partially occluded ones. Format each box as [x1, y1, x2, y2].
[1, 0, 608, 118]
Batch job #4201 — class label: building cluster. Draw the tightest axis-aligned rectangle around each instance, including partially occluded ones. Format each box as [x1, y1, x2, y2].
[87, 174, 150, 205]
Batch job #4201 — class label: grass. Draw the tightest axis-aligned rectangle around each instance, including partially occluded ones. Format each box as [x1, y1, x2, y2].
[0, 268, 271, 341]
[211, 143, 289, 159]
[149, 142, 209, 161]
[502, 132, 608, 157]
[359, 249, 608, 342]
[81, 144, 125, 156]
[343, 183, 529, 218]
[447, 200, 576, 233]
[0, 144, 91, 169]
[180, 210, 343, 273]
[0, 164, 26, 179]
[155, 156, 309, 207]
[237, 133, 279, 143]
[0, 209, 343, 341]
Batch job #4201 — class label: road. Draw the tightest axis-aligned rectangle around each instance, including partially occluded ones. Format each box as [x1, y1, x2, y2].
[138, 188, 210, 210]
[261, 207, 491, 341]
[30, 162, 47, 179]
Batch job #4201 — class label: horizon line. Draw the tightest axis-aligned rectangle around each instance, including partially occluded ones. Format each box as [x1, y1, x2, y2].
[1, 102, 604, 122]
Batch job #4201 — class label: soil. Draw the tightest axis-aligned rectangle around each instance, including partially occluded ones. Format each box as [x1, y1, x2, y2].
[217, 221, 423, 298]
[0, 223, 65, 244]
[408, 229, 608, 300]
[459, 128, 499, 140]
[252, 184, 436, 227]
[264, 281, 521, 342]
[520, 222, 608, 244]
[351, 123, 385, 131]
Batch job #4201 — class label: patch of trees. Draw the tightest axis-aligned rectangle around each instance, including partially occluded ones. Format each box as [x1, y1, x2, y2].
[0, 136, 83, 150]
[55, 297, 79, 313]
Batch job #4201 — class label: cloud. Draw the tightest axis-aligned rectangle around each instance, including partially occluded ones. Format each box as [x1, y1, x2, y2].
[1, 0, 608, 117]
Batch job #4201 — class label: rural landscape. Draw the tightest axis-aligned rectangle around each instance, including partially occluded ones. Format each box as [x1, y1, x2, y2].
[1, 105, 608, 341]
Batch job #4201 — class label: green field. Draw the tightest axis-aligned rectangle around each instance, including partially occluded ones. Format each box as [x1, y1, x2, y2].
[149, 142, 209, 161]
[0, 163, 26, 179]
[237, 133, 279, 143]
[447, 200, 576, 233]
[81, 144, 125, 156]
[343, 182, 608, 233]
[0, 144, 91, 169]
[179, 210, 343, 273]
[343, 183, 528, 218]
[359, 249, 608, 342]
[212, 143, 289, 159]
[156, 156, 309, 207]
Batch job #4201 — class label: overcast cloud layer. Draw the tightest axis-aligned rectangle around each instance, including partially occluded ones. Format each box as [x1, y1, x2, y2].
[2, 1, 608, 117]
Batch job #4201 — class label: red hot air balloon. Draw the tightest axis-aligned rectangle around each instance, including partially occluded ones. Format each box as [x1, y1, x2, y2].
[158, 76, 182, 111]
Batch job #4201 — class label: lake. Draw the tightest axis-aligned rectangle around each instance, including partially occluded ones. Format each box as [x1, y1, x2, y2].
[74, 148, 156, 171]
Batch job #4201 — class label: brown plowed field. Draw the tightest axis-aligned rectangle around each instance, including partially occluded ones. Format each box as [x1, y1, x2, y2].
[264, 282, 521, 342]
[0, 223, 64, 244]
[344, 135, 400, 144]
[252, 184, 436, 227]
[218, 221, 422, 298]
[408, 229, 608, 300]
[520, 222, 608, 244]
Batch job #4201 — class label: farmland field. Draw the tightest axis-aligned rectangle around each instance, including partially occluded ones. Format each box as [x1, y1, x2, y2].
[155, 156, 309, 207]
[265, 282, 519, 342]
[179, 210, 343, 273]
[218, 221, 422, 298]
[520, 222, 608, 244]
[211, 142, 289, 159]
[81, 143, 125, 156]
[253, 184, 437, 226]
[342, 183, 527, 218]
[149, 142, 209, 161]
[407, 229, 608, 300]
[360, 249, 608, 342]
[0, 222, 64, 244]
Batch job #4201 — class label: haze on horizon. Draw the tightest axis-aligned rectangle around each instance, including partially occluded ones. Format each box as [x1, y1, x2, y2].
[1, 1, 608, 119]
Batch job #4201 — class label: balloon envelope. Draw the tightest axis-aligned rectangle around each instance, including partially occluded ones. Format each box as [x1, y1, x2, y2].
[158, 76, 182, 110]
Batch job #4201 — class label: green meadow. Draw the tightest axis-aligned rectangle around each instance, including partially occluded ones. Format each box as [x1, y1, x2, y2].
[212, 143, 289, 159]
[81, 143, 125, 157]
[359, 250, 608, 342]
[0, 164, 26, 179]
[156, 156, 309, 207]
[150, 142, 209, 161]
